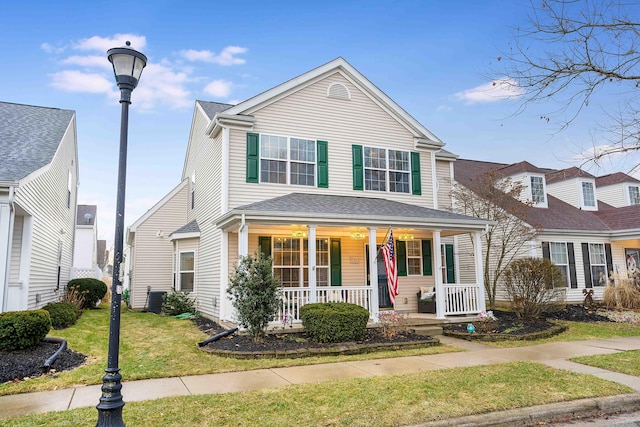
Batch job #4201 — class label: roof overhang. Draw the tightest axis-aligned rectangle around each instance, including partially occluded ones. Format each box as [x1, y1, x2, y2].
[205, 113, 256, 137]
[542, 228, 640, 240]
[169, 231, 201, 241]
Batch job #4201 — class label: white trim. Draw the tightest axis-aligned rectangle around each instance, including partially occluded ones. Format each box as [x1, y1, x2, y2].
[0, 198, 12, 312]
[258, 133, 318, 188]
[219, 231, 229, 320]
[129, 180, 188, 233]
[326, 82, 351, 100]
[17, 216, 32, 310]
[218, 58, 443, 147]
[527, 174, 548, 208]
[221, 126, 230, 213]
[360, 145, 413, 194]
[578, 179, 597, 211]
[474, 231, 486, 312]
[433, 230, 444, 319]
[367, 228, 378, 320]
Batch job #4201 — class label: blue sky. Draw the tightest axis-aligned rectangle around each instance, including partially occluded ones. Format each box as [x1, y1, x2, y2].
[1, 0, 637, 243]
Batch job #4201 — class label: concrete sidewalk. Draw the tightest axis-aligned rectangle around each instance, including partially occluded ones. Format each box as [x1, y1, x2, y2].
[2, 336, 640, 423]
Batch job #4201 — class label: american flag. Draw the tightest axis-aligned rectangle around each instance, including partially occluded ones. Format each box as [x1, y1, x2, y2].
[381, 229, 399, 304]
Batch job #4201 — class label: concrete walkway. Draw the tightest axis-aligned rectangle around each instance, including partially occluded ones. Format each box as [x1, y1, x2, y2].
[2, 336, 640, 422]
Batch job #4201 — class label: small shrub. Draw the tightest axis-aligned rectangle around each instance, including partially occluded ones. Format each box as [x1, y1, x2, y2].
[43, 302, 79, 329]
[67, 278, 108, 309]
[61, 285, 87, 313]
[378, 311, 408, 338]
[301, 302, 369, 343]
[504, 257, 565, 321]
[0, 309, 51, 351]
[604, 279, 640, 309]
[161, 291, 196, 316]
[227, 252, 281, 342]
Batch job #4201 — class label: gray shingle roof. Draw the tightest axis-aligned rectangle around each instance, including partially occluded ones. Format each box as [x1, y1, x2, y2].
[0, 102, 75, 181]
[76, 205, 97, 225]
[172, 219, 200, 235]
[196, 101, 234, 120]
[236, 193, 484, 223]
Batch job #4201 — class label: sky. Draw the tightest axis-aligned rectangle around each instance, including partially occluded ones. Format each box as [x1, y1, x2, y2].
[1, 0, 638, 244]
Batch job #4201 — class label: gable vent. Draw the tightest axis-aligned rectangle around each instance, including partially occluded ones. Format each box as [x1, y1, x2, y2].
[327, 83, 351, 100]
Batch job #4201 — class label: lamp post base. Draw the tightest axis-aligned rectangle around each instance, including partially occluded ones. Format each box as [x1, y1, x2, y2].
[96, 369, 125, 427]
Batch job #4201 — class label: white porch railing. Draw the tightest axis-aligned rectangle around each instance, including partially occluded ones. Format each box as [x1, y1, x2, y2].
[276, 286, 373, 323]
[71, 267, 103, 280]
[443, 283, 482, 315]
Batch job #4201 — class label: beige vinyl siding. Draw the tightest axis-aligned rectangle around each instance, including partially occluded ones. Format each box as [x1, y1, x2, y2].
[435, 160, 453, 210]
[181, 108, 224, 318]
[130, 184, 188, 309]
[12, 117, 77, 309]
[597, 183, 627, 207]
[227, 73, 436, 209]
[546, 179, 580, 208]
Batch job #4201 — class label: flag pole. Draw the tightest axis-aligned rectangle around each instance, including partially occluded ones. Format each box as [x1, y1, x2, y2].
[375, 225, 392, 258]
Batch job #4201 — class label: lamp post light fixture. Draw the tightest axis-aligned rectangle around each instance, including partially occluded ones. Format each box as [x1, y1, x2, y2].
[96, 41, 146, 427]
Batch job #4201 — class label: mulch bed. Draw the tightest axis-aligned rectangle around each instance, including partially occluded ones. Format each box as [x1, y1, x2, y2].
[0, 341, 86, 384]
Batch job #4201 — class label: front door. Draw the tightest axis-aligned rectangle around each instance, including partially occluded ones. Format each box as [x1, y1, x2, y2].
[366, 245, 393, 309]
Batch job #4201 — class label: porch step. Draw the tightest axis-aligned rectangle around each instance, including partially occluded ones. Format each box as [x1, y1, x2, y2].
[410, 325, 443, 336]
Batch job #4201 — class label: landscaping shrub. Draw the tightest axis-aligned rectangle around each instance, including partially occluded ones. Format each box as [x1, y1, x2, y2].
[61, 285, 87, 313]
[227, 252, 281, 342]
[161, 291, 196, 316]
[0, 309, 51, 351]
[301, 302, 369, 343]
[67, 278, 108, 309]
[604, 278, 640, 309]
[43, 301, 79, 329]
[504, 257, 565, 321]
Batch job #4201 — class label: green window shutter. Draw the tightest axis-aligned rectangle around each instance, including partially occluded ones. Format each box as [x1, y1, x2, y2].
[258, 236, 271, 257]
[246, 132, 259, 183]
[411, 152, 421, 195]
[330, 239, 342, 286]
[352, 145, 363, 191]
[317, 140, 329, 188]
[445, 244, 455, 283]
[422, 239, 432, 276]
[396, 240, 407, 277]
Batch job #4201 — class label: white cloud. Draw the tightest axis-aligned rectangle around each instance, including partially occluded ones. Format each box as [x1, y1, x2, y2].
[41, 42, 65, 54]
[50, 70, 114, 94]
[455, 78, 524, 104]
[132, 62, 193, 110]
[75, 34, 147, 52]
[203, 79, 232, 98]
[63, 55, 112, 69]
[180, 46, 247, 65]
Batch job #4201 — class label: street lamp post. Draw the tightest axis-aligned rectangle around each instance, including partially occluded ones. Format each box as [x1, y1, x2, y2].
[96, 41, 146, 427]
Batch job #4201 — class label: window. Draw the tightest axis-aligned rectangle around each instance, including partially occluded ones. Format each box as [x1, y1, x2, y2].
[364, 147, 410, 193]
[530, 176, 545, 204]
[549, 242, 569, 287]
[272, 237, 329, 287]
[179, 252, 194, 292]
[260, 134, 315, 186]
[581, 181, 596, 208]
[589, 243, 607, 286]
[628, 185, 640, 205]
[407, 240, 422, 275]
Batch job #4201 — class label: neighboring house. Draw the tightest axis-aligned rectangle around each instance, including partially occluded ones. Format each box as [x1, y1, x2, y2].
[72, 204, 102, 279]
[127, 58, 491, 322]
[454, 159, 640, 304]
[0, 101, 78, 313]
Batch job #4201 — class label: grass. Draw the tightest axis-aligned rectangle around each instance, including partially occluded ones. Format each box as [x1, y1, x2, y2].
[0, 307, 458, 396]
[483, 320, 640, 348]
[0, 361, 631, 427]
[571, 350, 640, 376]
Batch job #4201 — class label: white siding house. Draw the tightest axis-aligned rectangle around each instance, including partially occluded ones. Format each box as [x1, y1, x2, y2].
[128, 58, 491, 322]
[0, 102, 78, 312]
[72, 204, 102, 279]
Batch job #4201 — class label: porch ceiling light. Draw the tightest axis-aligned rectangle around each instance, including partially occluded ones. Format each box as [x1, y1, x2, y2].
[397, 233, 414, 241]
[292, 230, 307, 238]
[350, 232, 366, 240]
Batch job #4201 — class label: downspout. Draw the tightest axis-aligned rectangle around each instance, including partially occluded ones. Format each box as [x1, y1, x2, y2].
[2, 187, 16, 312]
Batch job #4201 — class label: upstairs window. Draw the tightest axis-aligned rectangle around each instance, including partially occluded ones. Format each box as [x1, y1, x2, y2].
[260, 134, 316, 186]
[628, 185, 640, 205]
[364, 147, 410, 193]
[530, 176, 545, 204]
[581, 181, 596, 208]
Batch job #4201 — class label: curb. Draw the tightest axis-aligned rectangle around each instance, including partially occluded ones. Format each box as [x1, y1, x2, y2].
[413, 393, 640, 427]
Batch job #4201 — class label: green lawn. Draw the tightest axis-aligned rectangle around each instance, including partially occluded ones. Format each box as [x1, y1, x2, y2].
[0, 361, 631, 427]
[0, 307, 458, 396]
[571, 350, 640, 376]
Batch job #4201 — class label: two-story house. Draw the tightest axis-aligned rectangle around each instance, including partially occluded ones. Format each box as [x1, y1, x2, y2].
[0, 101, 78, 312]
[454, 159, 640, 304]
[127, 58, 491, 322]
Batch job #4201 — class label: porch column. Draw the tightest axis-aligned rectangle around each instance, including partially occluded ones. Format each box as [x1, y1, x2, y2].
[368, 227, 379, 321]
[434, 230, 445, 319]
[474, 230, 487, 312]
[307, 225, 317, 303]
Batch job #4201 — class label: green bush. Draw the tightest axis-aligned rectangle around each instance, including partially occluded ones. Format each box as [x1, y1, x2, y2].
[0, 309, 51, 351]
[67, 278, 108, 309]
[161, 291, 196, 316]
[227, 252, 281, 342]
[301, 302, 369, 343]
[43, 301, 79, 329]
